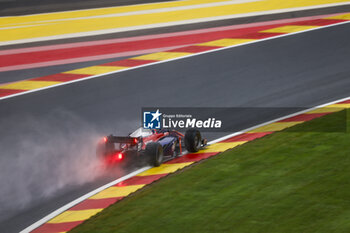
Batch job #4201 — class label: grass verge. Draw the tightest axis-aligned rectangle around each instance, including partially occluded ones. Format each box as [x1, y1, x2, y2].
[71, 110, 350, 233]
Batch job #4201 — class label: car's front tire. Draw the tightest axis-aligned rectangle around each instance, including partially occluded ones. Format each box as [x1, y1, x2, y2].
[145, 142, 164, 167]
[184, 129, 202, 153]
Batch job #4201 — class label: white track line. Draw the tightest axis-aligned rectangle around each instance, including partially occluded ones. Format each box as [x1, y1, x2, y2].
[20, 166, 151, 233]
[209, 96, 350, 144]
[1, 20, 350, 102]
[1, 2, 350, 46]
[21, 94, 350, 233]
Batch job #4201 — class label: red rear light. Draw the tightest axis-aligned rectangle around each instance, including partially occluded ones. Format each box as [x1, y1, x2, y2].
[103, 137, 108, 142]
[105, 152, 124, 164]
[117, 153, 123, 160]
[134, 138, 138, 143]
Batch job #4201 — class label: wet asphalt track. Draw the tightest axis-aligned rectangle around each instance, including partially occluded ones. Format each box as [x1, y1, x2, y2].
[0, 22, 350, 232]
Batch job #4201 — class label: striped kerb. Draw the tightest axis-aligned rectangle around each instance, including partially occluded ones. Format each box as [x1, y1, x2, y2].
[1, 15, 349, 99]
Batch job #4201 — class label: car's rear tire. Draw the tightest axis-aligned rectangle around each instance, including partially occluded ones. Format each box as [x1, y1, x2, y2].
[184, 129, 202, 153]
[145, 142, 164, 167]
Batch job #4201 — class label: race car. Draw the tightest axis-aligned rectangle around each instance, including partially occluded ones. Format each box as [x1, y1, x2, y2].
[96, 127, 207, 167]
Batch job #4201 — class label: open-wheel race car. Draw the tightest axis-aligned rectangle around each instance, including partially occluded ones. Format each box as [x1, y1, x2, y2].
[96, 128, 207, 167]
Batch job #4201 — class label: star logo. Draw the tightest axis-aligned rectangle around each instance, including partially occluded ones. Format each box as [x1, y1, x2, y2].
[150, 109, 162, 122]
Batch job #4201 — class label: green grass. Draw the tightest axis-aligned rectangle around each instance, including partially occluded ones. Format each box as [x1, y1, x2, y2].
[71, 110, 350, 233]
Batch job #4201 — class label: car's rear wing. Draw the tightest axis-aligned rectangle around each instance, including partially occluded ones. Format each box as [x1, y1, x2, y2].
[106, 135, 141, 144]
